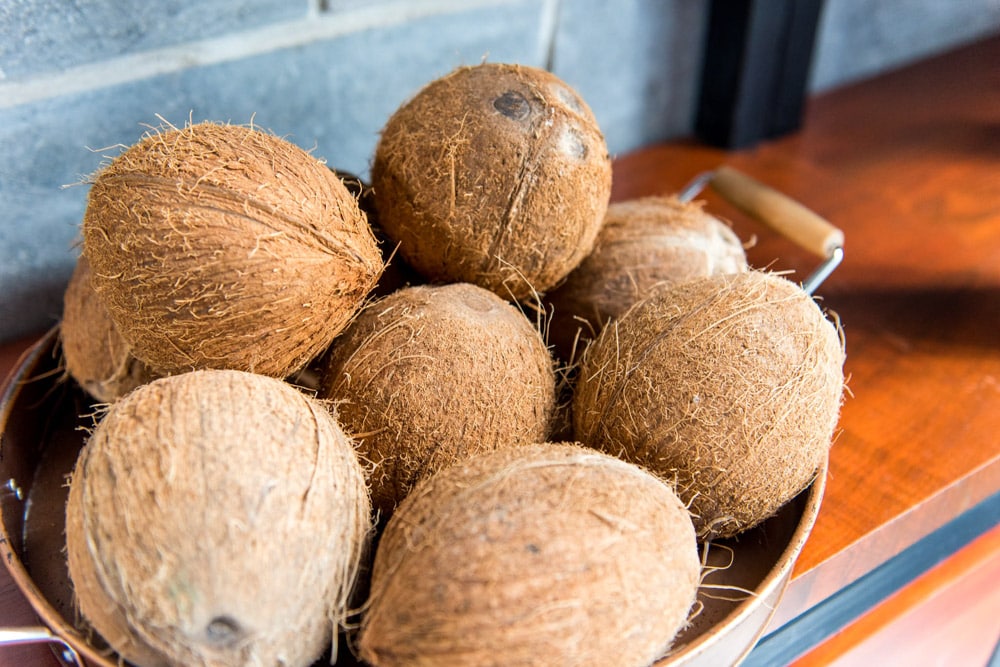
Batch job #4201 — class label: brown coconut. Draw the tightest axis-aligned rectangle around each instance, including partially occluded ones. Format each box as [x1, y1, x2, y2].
[372, 63, 612, 301]
[330, 167, 424, 298]
[573, 271, 845, 540]
[357, 442, 701, 667]
[545, 195, 748, 361]
[61, 254, 158, 402]
[317, 282, 555, 516]
[82, 121, 384, 378]
[65, 369, 372, 667]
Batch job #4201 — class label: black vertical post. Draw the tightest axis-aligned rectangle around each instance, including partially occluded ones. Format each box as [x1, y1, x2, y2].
[695, 0, 825, 149]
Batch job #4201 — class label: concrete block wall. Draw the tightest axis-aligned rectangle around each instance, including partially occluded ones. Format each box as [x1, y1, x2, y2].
[809, 0, 1000, 92]
[2, 0, 999, 342]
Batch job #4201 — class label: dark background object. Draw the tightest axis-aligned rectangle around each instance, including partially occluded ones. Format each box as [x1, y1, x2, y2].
[696, 0, 825, 149]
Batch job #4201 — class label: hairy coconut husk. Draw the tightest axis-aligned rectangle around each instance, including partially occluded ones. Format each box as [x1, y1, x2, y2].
[545, 195, 748, 362]
[65, 369, 372, 667]
[372, 63, 612, 301]
[573, 271, 845, 540]
[330, 167, 424, 298]
[82, 121, 384, 378]
[60, 254, 159, 402]
[358, 442, 700, 667]
[317, 282, 555, 516]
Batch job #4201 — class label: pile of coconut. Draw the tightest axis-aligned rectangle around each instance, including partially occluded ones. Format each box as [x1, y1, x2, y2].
[59, 63, 845, 667]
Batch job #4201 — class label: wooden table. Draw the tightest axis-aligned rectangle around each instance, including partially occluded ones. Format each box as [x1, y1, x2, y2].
[3, 35, 999, 666]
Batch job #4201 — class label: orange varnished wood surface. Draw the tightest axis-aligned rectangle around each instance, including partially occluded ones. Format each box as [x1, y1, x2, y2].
[2, 35, 999, 666]
[608, 36, 1000, 636]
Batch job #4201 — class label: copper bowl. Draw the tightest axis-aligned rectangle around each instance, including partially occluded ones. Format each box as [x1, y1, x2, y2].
[0, 328, 825, 666]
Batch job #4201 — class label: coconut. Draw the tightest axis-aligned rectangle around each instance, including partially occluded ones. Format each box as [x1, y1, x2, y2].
[82, 121, 384, 378]
[317, 282, 555, 516]
[65, 369, 372, 667]
[371, 63, 612, 301]
[357, 442, 700, 667]
[573, 271, 845, 540]
[545, 195, 748, 362]
[60, 254, 158, 402]
[330, 167, 424, 298]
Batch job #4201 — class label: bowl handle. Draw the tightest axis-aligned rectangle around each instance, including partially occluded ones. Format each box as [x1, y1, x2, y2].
[678, 166, 845, 294]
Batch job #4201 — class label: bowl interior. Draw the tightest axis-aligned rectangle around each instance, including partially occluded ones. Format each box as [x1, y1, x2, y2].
[1, 331, 823, 666]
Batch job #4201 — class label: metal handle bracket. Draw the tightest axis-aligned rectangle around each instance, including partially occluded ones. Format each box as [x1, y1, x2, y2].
[0, 626, 83, 665]
[679, 167, 845, 295]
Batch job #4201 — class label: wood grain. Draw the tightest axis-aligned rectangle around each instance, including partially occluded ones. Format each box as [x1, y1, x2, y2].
[2, 34, 1000, 667]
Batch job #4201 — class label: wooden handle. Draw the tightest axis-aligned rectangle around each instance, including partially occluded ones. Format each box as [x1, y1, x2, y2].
[709, 166, 844, 257]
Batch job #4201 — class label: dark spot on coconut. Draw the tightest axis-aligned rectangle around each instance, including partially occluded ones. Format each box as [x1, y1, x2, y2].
[206, 615, 244, 646]
[525, 543, 541, 554]
[372, 63, 611, 301]
[493, 91, 532, 121]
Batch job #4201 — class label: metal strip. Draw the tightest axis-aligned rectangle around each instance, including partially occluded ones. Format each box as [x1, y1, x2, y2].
[0, 626, 83, 665]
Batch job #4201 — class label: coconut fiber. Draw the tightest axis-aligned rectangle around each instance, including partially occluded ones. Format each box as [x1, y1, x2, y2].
[574, 271, 845, 539]
[318, 282, 555, 516]
[358, 442, 700, 667]
[65, 369, 372, 667]
[82, 121, 384, 377]
[372, 63, 611, 301]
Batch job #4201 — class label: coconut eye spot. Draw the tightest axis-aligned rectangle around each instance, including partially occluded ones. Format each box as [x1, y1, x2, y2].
[493, 91, 532, 121]
[206, 615, 244, 647]
[559, 127, 588, 160]
[550, 83, 585, 115]
[458, 289, 500, 314]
